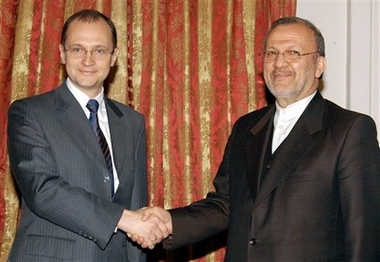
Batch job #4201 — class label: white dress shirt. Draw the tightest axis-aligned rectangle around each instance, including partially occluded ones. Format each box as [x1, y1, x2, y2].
[272, 91, 316, 153]
[66, 78, 119, 192]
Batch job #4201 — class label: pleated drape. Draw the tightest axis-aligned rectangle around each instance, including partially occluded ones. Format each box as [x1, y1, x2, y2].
[0, 1, 296, 261]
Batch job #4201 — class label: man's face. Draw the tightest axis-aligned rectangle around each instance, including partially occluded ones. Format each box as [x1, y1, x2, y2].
[263, 23, 325, 107]
[59, 19, 118, 96]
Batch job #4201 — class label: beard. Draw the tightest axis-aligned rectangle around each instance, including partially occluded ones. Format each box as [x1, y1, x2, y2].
[264, 69, 310, 101]
[266, 83, 303, 99]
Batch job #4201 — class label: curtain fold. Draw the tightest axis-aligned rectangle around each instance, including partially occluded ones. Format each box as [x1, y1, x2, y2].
[0, 1, 296, 261]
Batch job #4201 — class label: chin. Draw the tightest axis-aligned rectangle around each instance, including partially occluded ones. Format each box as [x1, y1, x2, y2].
[76, 79, 98, 88]
[269, 89, 295, 99]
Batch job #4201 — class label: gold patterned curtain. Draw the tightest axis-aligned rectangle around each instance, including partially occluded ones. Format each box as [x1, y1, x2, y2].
[0, 1, 296, 261]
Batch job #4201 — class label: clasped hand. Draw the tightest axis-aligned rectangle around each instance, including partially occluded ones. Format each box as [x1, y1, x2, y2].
[118, 207, 172, 249]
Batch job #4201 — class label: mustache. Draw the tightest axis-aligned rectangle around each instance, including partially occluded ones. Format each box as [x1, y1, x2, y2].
[272, 69, 293, 74]
[271, 69, 294, 78]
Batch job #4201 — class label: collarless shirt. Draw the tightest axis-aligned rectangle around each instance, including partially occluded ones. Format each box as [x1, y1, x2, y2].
[66, 78, 119, 192]
[272, 91, 316, 153]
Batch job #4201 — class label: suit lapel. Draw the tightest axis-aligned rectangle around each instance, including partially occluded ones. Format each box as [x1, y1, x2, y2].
[250, 93, 325, 210]
[246, 106, 275, 200]
[105, 99, 126, 181]
[55, 84, 111, 173]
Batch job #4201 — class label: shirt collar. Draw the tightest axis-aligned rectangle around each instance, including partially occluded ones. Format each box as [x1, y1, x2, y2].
[273, 91, 317, 127]
[275, 91, 317, 114]
[66, 78, 105, 115]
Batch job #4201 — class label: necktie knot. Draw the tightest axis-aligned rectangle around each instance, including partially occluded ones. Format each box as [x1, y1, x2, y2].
[86, 99, 99, 113]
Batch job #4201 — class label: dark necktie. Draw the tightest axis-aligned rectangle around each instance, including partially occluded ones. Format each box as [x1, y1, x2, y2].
[86, 99, 114, 196]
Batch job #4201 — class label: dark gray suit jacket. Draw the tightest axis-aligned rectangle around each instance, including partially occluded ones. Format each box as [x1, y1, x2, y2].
[167, 92, 380, 261]
[7, 83, 147, 261]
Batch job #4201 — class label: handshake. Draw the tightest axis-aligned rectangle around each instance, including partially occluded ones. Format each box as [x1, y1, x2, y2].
[117, 206, 172, 249]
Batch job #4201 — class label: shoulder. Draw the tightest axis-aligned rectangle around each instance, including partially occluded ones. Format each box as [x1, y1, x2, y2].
[319, 99, 379, 149]
[233, 105, 274, 129]
[105, 98, 145, 122]
[9, 89, 57, 115]
[9, 82, 72, 110]
[324, 99, 376, 128]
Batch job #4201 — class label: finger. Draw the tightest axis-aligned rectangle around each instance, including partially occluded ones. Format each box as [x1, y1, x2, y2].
[147, 220, 164, 241]
[150, 216, 169, 240]
[148, 243, 155, 249]
[132, 234, 144, 243]
[141, 210, 151, 222]
[143, 239, 156, 250]
[149, 234, 157, 242]
[141, 241, 149, 249]
[156, 219, 170, 238]
[151, 229, 163, 242]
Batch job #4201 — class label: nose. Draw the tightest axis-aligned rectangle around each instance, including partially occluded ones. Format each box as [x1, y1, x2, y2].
[82, 51, 95, 65]
[273, 53, 289, 67]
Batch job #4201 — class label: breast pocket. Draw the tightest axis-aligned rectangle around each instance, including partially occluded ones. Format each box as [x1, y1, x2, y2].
[283, 171, 321, 184]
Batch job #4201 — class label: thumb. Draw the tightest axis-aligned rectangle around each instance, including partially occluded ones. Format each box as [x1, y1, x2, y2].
[141, 209, 151, 222]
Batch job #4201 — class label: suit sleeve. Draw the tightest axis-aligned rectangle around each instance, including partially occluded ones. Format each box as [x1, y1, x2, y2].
[7, 100, 125, 249]
[163, 121, 241, 249]
[337, 114, 380, 261]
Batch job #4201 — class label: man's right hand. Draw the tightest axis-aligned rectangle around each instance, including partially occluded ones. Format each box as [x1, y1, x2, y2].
[117, 208, 171, 249]
[127, 206, 173, 248]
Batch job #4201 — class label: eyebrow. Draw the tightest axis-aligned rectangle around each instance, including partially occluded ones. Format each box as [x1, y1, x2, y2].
[66, 43, 110, 49]
[265, 44, 303, 51]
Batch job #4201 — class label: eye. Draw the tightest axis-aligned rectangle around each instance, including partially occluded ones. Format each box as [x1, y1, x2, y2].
[94, 48, 107, 55]
[71, 47, 84, 54]
[264, 50, 278, 57]
[286, 50, 301, 57]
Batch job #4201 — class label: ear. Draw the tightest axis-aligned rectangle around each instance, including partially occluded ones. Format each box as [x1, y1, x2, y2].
[59, 44, 66, 64]
[315, 56, 326, 78]
[110, 47, 119, 67]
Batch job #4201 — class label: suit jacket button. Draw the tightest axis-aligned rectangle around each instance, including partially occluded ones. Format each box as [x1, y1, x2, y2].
[250, 238, 258, 245]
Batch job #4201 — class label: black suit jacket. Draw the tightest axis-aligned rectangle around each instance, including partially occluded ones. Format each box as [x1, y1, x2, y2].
[167, 92, 380, 261]
[7, 83, 147, 261]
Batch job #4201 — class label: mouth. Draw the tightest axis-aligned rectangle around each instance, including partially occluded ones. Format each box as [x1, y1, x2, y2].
[79, 69, 97, 75]
[273, 70, 292, 79]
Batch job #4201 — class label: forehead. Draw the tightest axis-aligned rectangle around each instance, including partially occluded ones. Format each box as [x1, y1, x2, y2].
[266, 23, 316, 50]
[65, 19, 113, 46]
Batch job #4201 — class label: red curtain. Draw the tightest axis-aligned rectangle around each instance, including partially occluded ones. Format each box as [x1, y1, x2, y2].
[0, 1, 296, 261]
